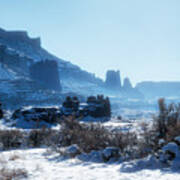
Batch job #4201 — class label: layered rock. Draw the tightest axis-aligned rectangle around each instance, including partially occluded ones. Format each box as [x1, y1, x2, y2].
[0, 28, 41, 49]
[0, 27, 104, 95]
[29, 60, 62, 91]
[0, 45, 33, 76]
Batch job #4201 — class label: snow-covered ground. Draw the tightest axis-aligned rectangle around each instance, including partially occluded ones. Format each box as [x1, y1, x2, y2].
[1, 108, 180, 179]
[1, 148, 180, 180]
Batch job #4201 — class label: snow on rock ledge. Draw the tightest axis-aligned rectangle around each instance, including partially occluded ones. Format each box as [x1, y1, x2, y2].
[162, 142, 179, 156]
[102, 147, 120, 162]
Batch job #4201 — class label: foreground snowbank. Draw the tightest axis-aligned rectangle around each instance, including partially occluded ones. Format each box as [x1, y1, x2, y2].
[1, 148, 180, 180]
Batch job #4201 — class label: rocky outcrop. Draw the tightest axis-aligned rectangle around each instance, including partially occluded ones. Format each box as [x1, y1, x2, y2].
[61, 95, 111, 119]
[123, 77, 133, 90]
[105, 70, 121, 90]
[0, 44, 33, 76]
[122, 77, 143, 98]
[29, 60, 62, 91]
[0, 28, 41, 48]
[0, 27, 104, 91]
[12, 107, 61, 124]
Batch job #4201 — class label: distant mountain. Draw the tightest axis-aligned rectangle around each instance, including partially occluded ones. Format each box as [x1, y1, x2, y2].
[136, 81, 180, 99]
[0, 27, 143, 108]
[0, 28, 104, 92]
[0, 28, 105, 108]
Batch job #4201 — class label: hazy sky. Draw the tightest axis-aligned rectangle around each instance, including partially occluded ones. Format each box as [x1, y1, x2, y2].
[0, 0, 180, 85]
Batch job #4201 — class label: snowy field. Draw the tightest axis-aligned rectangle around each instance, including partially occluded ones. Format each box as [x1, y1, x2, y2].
[1, 148, 180, 180]
[1, 108, 180, 180]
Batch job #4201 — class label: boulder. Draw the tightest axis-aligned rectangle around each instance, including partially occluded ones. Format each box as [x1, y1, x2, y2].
[159, 142, 180, 164]
[102, 147, 120, 161]
[30, 60, 62, 91]
[174, 136, 180, 145]
[66, 144, 81, 157]
[12, 107, 61, 124]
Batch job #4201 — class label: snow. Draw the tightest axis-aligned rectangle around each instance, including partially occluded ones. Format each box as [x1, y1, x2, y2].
[159, 139, 165, 146]
[66, 144, 80, 155]
[0, 108, 180, 179]
[102, 147, 120, 160]
[0, 64, 16, 80]
[1, 148, 180, 180]
[162, 143, 180, 156]
[175, 136, 180, 144]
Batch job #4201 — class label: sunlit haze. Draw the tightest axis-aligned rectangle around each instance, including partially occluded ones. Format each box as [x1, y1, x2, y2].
[0, 0, 180, 85]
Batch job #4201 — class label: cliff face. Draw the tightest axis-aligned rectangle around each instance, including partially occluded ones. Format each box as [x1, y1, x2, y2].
[0, 28, 103, 88]
[0, 28, 41, 49]
[29, 60, 61, 91]
[0, 44, 33, 76]
[0, 27, 145, 98]
[105, 70, 121, 90]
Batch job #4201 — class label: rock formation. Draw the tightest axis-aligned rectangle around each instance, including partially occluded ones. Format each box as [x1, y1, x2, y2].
[122, 77, 144, 98]
[123, 77, 133, 90]
[105, 70, 121, 90]
[0, 44, 33, 76]
[0, 28, 41, 48]
[29, 60, 62, 91]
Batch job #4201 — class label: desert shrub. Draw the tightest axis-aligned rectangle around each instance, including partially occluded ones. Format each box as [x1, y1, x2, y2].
[28, 128, 59, 147]
[0, 128, 61, 150]
[135, 98, 180, 159]
[59, 116, 138, 154]
[137, 122, 159, 158]
[60, 117, 108, 152]
[166, 122, 180, 141]
[0, 130, 24, 150]
[153, 98, 180, 141]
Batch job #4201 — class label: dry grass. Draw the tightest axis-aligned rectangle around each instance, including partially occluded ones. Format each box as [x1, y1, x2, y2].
[1, 99, 180, 161]
[0, 167, 28, 180]
[28, 128, 59, 147]
[0, 130, 23, 150]
[0, 128, 59, 150]
[60, 116, 138, 154]
[8, 153, 21, 161]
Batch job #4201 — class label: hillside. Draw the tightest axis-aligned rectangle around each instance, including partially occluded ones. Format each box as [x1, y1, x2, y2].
[0, 28, 144, 109]
[0, 28, 103, 86]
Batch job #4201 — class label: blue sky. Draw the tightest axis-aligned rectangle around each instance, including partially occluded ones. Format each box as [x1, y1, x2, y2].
[0, 0, 180, 85]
